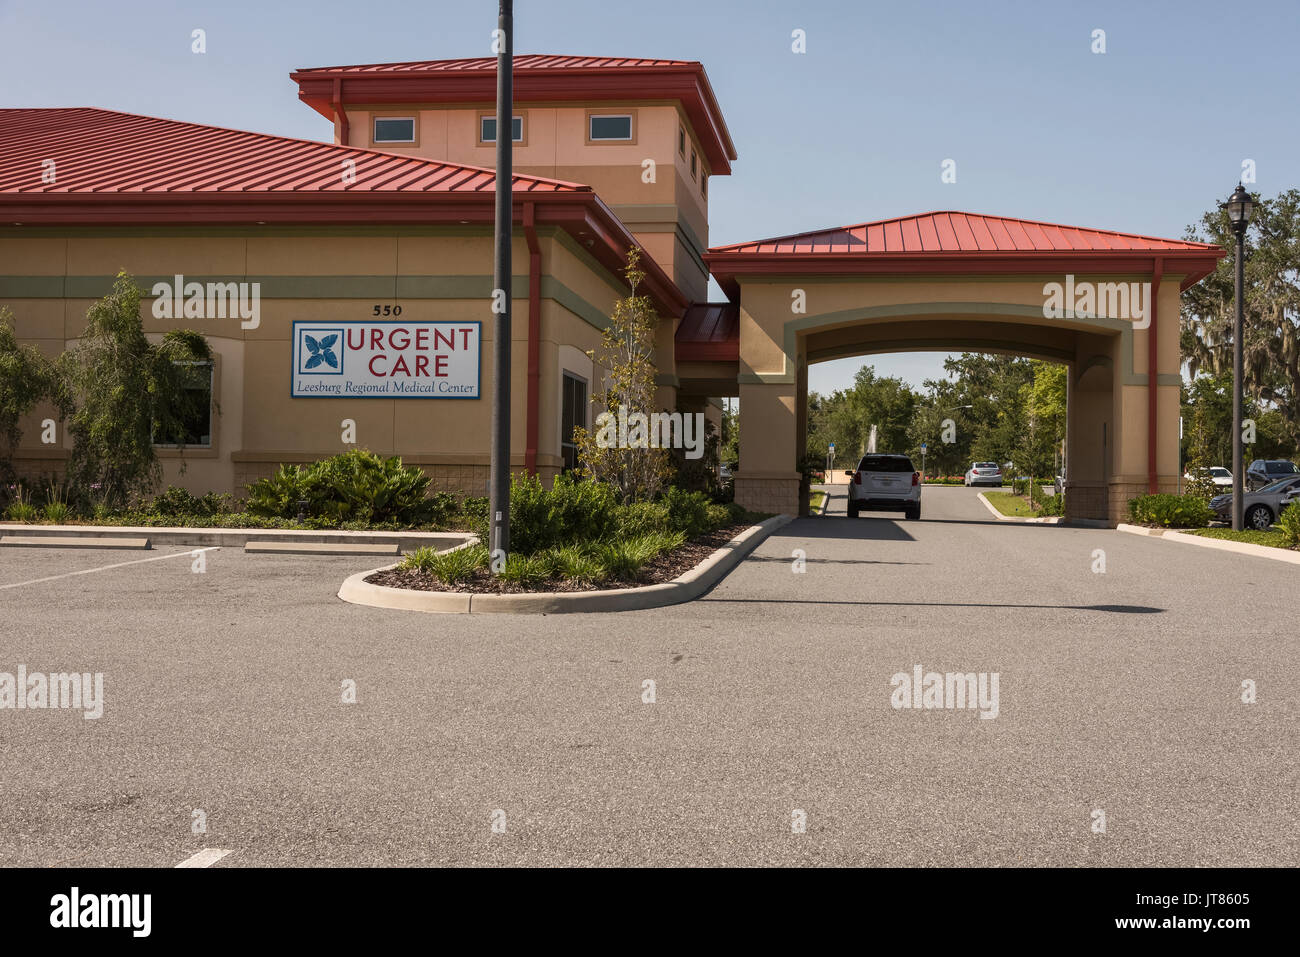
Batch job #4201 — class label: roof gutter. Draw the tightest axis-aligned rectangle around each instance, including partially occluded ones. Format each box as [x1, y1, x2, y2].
[331, 78, 350, 145]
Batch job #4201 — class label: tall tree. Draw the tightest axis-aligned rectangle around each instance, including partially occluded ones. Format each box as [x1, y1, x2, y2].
[0, 307, 66, 481]
[60, 272, 212, 506]
[574, 248, 672, 501]
[1181, 188, 1300, 451]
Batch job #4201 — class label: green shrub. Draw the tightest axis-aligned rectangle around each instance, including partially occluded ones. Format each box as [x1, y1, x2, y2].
[612, 500, 671, 538]
[6, 484, 38, 522]
[147, 485, 231, 518]
[246, 449, 433, 525]
[401, 543, 488, 583]
[1278, 502, 1300, 547]
[1037, 490, 1065, 517]
[491, 472, 618, 555]
[1127, 493, 1213, 529]
[545, 544, 609, 586]
[659, 486, 714, 539]
[595, 530, 684, 580]
[497, 552, 552, 588]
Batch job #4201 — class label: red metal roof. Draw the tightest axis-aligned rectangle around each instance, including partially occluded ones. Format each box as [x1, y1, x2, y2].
[708, 211, 1225, 294]
[0, 108, 689, 317]
[712, 211, 1219, 255]
[0, 108, 584, 194]
[674, 302, 739, 362]
[293, 54, 698, 75]
[292, 55, 737, 175]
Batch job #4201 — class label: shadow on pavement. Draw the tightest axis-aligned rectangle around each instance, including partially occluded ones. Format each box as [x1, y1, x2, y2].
[700, 598, 1164, 614]
[744, 555, 929, 566]
[779, 518, 916, 541]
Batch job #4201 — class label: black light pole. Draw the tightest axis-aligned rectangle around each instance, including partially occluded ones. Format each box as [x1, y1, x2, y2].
[488, 0, 513, 561]
[1225, 184, 1255, 531]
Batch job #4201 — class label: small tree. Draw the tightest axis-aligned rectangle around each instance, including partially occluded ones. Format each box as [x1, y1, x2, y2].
[573, 248, 672, 501]
[60, 272, 213, 506]
[0, 307, 65, 482]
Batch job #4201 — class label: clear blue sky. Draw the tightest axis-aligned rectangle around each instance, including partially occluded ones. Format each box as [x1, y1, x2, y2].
[3, 0, 1297, 391]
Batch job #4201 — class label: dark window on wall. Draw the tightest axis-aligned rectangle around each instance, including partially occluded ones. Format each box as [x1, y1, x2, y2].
[481, 115, 523, 142]
[372, 117, 415, 143]
[157, 360, 213, 447]
[589, 114, 633, 141]
[561, 373, 588, 472]
[689, 147, 697, 180]
[678, 126, 686, 156]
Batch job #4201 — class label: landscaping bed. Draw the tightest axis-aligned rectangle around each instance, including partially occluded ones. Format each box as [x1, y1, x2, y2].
[368, 521, 753, 594]
[1186, 527, 1298, 550]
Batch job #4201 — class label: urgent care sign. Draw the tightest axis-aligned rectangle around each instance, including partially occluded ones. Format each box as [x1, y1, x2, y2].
[291, 321, 481, 398]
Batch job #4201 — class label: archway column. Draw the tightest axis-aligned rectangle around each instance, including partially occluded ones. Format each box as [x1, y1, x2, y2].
[734, 313, 804, 515]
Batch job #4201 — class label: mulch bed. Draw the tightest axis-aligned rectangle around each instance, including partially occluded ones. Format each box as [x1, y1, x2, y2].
[365, 522, 754, 594]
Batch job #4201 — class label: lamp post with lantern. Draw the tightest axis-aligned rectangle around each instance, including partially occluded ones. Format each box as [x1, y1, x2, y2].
[1224, 184, 1256, 531]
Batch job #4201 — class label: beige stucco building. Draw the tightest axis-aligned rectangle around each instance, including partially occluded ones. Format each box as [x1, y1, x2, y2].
[0, 56, 1221, 525]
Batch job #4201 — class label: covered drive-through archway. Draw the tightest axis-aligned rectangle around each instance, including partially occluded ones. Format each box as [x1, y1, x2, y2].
[677, 211, 1222, 525]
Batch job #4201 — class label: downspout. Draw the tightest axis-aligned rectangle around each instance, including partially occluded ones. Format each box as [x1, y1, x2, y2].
[1147, 257, 1164, 493]
[332, 78, 350, 146]
[524, 202, 542, 475]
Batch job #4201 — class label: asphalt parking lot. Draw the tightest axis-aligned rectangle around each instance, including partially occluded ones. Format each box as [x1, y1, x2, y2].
[1, 486, 1297, 867]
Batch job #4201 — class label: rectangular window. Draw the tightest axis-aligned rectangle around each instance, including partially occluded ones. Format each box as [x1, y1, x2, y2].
[678, 126, 686, 156]
[701, 174, 707, 199]
[372, 116, 416, 143]
[480, 114, 524, 143]
[156, 360, 213, 448]
[561, 372, 588, 472]
[589, 113, 633, 141]
[689, 147, 697, 180]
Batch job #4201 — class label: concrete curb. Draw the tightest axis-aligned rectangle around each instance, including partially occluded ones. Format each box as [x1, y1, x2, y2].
[337, 514, 794, 615]
[1117, 523, 1300, 564]
[0, 535, 151, 549]
[0, 523, 472, 552]
[245, 541, 401, 556]
[975, 492, 1063, 524]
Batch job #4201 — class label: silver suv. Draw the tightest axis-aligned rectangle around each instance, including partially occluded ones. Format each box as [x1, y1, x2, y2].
[847, 453, 921, 520]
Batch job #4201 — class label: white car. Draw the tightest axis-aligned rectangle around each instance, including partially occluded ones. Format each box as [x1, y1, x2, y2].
[847, 453, 921, 520]
[964, 462, 1003, 487]
[1184, 466, 1232, 488]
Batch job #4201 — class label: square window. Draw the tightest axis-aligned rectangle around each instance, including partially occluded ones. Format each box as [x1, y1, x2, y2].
[372, 117, 415, 143]
[589, 114, 633, 141]
[480, 114, 524, 143]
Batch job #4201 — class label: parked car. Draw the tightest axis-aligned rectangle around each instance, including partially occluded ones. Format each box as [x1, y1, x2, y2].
[848, 453, 921, 520]
[1184, 466, 1233, 488]
[963, 462, 1003, 487]
[1209, 475, 1300, 529]
[1245, 459, 1299, 491]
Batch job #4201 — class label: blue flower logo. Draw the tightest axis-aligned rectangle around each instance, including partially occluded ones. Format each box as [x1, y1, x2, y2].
[302, 333, 338, 370]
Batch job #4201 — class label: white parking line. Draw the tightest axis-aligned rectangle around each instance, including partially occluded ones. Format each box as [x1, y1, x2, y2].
[175, 848, 233, 868]
[0, 547, 219, 590]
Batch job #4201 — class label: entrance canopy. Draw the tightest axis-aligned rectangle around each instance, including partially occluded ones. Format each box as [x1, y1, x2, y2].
[682, 210, 1224, 523]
